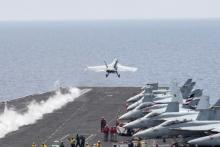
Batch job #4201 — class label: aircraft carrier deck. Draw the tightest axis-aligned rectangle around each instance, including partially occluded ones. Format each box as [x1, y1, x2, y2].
[0, 87, 180, 147]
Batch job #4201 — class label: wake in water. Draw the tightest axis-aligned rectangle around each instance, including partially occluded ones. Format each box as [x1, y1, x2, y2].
[0, 87, 82, 138]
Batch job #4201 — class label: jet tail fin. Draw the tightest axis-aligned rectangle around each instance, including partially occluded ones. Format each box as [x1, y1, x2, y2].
[104, 61, 108, 68]
[196, 96, 210, 110]
[196, 96, 213, 121]
[180, 82, 196, 99]
[183, 78, 193, 86]
[146, 83, 158, 90]
[211, 99, 220, 108]
[165, 102, 179, 112]
[189, 89, 203, 98]
[170, 82, 183, 104]
[142, 94, 154, 102]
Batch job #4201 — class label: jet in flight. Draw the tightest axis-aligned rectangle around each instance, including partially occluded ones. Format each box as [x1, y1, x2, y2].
[86, 58, 137, 78]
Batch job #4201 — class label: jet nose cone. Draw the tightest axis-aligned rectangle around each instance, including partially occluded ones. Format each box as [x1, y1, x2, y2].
[133, 128, 156, 139]
[188, 136, 211, 146]
[127, 105, 135, 111]
[127, 102, 140, 111]
[119, 111, 133, 120]
[127, 94, 142, 103]
[118, 114, 129, 120]
[124, 121, 137, 129]
[133, 131, 145, 138]
[188, 138, 202, 145]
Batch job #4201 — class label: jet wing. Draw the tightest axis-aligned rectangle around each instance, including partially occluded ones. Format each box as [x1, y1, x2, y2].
[86, 65, 106, 72]
[117, 64, 138, 72]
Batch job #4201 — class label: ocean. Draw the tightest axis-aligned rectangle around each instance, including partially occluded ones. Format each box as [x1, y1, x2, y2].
[0, 20, 220, 103]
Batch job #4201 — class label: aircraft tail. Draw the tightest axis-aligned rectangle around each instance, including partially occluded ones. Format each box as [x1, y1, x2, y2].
[104, 61, 108, 68]
[196, 96, 215, 121]
[183, 78, 193, 87]
[141, 85, 153, 94]
[211, 99, 220, 108]
[165, 102, 179, 112]
[142, 93, 154, 102]
[180, 82, 196, 99]
[189, 89, 203, 98]
[170, 82, 183, 104]
[164, 82, 182, 112]
[196, 96, 210, 110]
[146, 83, 158, 90]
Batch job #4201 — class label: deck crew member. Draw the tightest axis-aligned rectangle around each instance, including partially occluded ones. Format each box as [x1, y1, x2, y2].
[76, 134, 80, 147]
[32, 142, 37, 147]
[103, 125, 109, 141]
[96, 141, 102, 147]
[101, 117, 107, 132]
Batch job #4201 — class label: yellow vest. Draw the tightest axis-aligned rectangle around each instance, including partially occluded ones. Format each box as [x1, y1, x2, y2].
[97, 143, 102, 147]
[32, 144, 37, 147]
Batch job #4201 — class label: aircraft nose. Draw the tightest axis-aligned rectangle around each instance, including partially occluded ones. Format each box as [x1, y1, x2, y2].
[188, 136, 211, 146]
[133, 128, 155, 139]
[119, 111, 133, 120]
[124, 118, 146, 129]
[133, 131, 146, 138]
[127, 104, 136, 111]
[188, 138, 203, 145]
[126, 95, 142, 103]
[118, 113, 130, 120]
[124, 121, 138, 129]
[127, 101, 140, 111]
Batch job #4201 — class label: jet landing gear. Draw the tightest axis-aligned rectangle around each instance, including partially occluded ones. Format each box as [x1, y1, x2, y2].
[116, 72, 120, 78]
[106, 73, 109, 78]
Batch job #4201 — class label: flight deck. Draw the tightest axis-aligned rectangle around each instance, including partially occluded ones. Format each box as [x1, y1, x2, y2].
[0, 87, 181, 147]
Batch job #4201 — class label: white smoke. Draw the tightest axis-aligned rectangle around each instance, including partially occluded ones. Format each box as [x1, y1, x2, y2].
[0, 87, 82, 138]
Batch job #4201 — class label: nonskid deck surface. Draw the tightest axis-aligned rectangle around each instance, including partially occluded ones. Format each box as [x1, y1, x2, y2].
[0, 87, 141, 147]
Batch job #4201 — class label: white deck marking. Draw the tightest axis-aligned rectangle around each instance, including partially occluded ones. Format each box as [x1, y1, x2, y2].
[86, 134, 96, 141]
[59, 134, 70, 141]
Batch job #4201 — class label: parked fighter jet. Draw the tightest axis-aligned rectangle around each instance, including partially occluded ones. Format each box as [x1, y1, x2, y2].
[188, 133, 220, 146]
[120, 80, 199, 121]
[133, 119, 220, 139]
[119, 102, 168, 121]
[126, 79, 195, 104]
[133, 98, 220, 140]
[126, 80, 195, 111]
[86, 58, 137, 78]
[124, 96, 209, 129]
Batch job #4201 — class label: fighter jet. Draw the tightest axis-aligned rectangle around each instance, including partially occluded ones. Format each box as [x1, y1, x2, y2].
[119, 102, 168, 121]
[126, 80, 195, 111]
[126, 79, 195, 105]
[120, 81, 200, 121]
[126, 85, 155, 104]
[188, 133, 220, 146]
[86, 58, 137, 78]
[124, 95, 209, 129]
[133, 119, 220, 139]
[133, 98, 220, 140]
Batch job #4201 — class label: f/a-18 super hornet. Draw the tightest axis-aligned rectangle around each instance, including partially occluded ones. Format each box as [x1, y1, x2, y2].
[133, 98, 220, 140]
[123, 96, 209, 129]
[86, 58, 137, 78]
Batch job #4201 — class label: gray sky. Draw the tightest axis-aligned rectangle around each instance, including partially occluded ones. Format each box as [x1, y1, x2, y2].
[0, 0, 220, 21]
